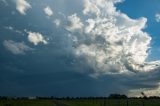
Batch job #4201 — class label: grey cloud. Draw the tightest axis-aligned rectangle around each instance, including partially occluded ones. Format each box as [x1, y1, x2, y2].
[3, 40, 33, 55]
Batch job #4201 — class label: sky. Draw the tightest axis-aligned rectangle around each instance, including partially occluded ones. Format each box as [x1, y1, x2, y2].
[1, 0, 160, 97]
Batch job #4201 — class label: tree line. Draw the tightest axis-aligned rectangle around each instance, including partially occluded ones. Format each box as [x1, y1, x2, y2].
[0, 94, 160, 100]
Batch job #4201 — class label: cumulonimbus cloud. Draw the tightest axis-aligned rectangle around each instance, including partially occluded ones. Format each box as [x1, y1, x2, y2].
[55, 0, 160, 77]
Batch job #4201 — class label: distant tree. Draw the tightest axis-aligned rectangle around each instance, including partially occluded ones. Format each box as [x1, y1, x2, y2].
[108, 94, 128, 99]
[149, 96, 160, 99]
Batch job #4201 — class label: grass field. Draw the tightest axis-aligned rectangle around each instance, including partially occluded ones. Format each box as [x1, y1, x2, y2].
[63, 99, 160, 106]
[0, 99, 55, 106]
[1, 99, 160, 106]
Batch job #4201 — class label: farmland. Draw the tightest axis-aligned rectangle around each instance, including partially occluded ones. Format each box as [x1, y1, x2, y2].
[0, 99, 55, 106]
[62, 99, 160, 106]
[1, 98, 160, 106]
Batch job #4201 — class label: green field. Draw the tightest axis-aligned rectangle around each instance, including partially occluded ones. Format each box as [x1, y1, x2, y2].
[0, 100, 55, 106]
[1, 99, 160, 106]
[63, 99, 160, 106]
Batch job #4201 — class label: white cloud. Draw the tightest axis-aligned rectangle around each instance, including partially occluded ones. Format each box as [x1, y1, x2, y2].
[155, 13, 160, 22]
[83, 0, 123, 16]
[84, 19, 95, 33]
[27, 31, 48, 45]
[5, 26, 14, 30]
[3, 40, 33, 55]
[15, 0, 31, 15]
[44, 6, 53, 17]
[54, 19, 61, 27]
[4, 26, 22, 34]
[83, 0, 100, 16]
[65, 13, 84, 32]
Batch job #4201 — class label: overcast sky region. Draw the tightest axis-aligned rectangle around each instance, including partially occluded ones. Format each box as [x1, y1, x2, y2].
[1, 0, 160, 97]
